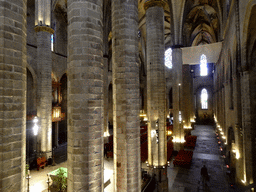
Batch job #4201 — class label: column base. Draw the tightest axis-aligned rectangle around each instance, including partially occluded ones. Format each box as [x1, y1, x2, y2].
[147, 166, 168, 192]
[40, 151, 52, 159]
[173, 142, 184, 151]
[154, 167, 168, 192]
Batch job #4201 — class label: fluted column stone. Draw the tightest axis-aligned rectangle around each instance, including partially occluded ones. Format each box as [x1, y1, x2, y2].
[112, 1, 141, 191]
[67, 0, 104, 191]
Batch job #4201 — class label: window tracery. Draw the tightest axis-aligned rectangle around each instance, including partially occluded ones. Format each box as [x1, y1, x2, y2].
[165, 48, 172, 68]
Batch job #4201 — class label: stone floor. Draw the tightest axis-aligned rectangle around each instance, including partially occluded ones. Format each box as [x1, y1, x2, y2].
[27, 125, 236, 192]
[168, 125, 234, 192]
[27, 159, 114, 192]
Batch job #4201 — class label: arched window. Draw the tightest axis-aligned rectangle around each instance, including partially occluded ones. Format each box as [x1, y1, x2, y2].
[51, 34, 54, 51]
[200, 54, 208, 76]
[165, 48, 172, 69]
[201, 88, 208, 109]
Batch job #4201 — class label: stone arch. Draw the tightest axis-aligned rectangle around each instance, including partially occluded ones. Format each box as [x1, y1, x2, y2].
[183, 3, 219, 46]
[26, 62, 37, 91]
[241, 1, 256, 69]
[190, 23, 216, 46]
[26, 68, 37, 117]
[26, 67, 37, 168]
[249, 40, 256, 185]
[58, 73, 67, 145]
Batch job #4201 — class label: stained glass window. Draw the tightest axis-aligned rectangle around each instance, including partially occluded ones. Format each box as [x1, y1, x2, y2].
[165, 48, 172, 69]
[200, 54, 208, 76]
[201, 88, 208, 109]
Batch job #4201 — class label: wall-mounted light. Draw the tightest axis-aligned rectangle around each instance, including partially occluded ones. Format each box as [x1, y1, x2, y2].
[155, 119, 159, 143]
[179, 111, 182, 122]
[236, 151, 240, 159]
[104, 130, 110, 137]
[167, 130, 172, 135]
[172, 136, 185, 143]
[151, 130, 156, 137]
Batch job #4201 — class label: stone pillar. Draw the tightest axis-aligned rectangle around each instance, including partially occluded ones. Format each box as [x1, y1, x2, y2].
[172, 48, 184, 149]
[234, 124, 244, 182]
[182, 64, 192, 129]
[67, 1, 104, 191]
[240, 71, 253, 185]
[112, 1, 141, 191]
[35, 0, 53, 158]
[0, 0, 27, 191]
[103, 57, 109, 143]
[144, 0, 168, 191]
[55, 122, 59, 147]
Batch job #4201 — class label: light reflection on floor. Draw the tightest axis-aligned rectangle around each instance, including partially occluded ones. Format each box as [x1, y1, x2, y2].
[27, 159, 114, 192]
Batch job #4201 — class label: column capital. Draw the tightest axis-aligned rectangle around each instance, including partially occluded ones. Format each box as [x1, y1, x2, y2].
[34, 25, 54, 34]
[144, 0, 166, 11]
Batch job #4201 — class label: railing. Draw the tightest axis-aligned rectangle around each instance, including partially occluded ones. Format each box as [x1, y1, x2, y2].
[142, 175, 156, 192]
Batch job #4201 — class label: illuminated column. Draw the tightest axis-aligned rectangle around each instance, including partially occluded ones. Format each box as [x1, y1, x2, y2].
[35, 0, 53, 158]
[240, 71, 253, 185]
[103, 56, 109, 139]
[0, 0, 27, 191]
[145, 0, 168, 191]
[112, 0, 141, 191]
[172, 48, 184, 150]
[67, 0, 104, 191]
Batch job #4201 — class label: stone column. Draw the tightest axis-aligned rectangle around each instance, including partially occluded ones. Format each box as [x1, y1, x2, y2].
[67, 1, 104, 191]
[112, 1, 141, 191]
[55, 121, 59, 147]
[0, 0, 27, 191]
[172, 48, 184, 149]
[144, 1, 168, 191]
[240, 71, 253, 184]
[182, 64, 192, 129]
[35, 0, 53, 158]
[103, 56, 109, 142]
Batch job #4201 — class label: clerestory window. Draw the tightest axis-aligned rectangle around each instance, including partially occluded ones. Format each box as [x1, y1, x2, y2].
[51, 34, 54, 52]
[165, 48, 172, 69]
[200, 54, 208, 76]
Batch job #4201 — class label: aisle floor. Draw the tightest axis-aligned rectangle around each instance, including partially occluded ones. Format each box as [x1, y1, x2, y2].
[168, 125, 231, 192]
[27, 125, 233, 192]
